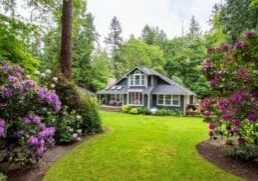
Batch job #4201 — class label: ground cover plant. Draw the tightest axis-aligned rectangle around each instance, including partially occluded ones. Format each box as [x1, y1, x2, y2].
[44, 111, 240, 181]
[202, 32, 258, 160]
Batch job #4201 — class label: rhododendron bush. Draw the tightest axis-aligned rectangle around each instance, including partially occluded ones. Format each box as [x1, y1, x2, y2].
[202, 32, 258, 146]
[0, 62, 61, 165]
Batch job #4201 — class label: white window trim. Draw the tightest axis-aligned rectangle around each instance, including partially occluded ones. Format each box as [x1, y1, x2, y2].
[128, 73, 147, 87]
[157, 94, 181, 107]
[128, 91, 144, 106]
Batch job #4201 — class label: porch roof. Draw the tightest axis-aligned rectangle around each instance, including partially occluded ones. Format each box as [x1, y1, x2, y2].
[151, 85, 194, 95]
[97, 86, 153, 94]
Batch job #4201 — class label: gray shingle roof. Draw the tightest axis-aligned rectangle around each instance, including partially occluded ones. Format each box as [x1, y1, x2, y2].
[97, 67, 196, 96]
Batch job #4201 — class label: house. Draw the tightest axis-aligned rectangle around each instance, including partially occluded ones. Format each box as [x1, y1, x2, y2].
[97, 67, 197, 115]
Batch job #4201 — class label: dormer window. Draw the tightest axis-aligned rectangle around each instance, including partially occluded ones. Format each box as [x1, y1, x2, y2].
[128, 70, 146, 87]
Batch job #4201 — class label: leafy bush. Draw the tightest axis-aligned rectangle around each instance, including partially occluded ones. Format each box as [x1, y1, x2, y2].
[155, 109, 182, 116]
[51, 71, 102, 135]
[138, 107, 152, 115]
[0, 62, 60, 165]
[128, 108, 139, 114]
[0, 173, 6, 181]
[202, 32, 258, 147]
[227, 144, 258, 161]
[45, 108, 83, 144]
[122, 105, 131, 113]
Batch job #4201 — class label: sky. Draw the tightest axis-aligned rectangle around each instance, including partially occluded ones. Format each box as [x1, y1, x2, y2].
[88, 0, 222, 43]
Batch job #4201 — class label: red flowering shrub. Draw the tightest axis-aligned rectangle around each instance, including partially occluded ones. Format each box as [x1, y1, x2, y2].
[202, 32, 258, 146]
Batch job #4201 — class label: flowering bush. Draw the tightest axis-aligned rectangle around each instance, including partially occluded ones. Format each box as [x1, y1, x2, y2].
[202, 32, 258, 147]
[0, 62, 61, 165]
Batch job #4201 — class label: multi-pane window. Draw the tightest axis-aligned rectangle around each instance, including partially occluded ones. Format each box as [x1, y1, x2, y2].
[128, 73, 146, 86]
[157, 95, 180, 106]
[172, 95, 179, 106]
[158, 95, 164, 105]
[129, 92, 143, 105]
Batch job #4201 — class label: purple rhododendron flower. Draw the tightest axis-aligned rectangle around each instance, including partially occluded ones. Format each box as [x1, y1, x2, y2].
[247, 113, 257, 122]
[238, 137, 246, 144]
[202, 60, 213, 72]
[0, 119, 5, 127]
[230, 91, 247, 104]
[207, 47, 216, 54]
[0, 127, 4, 137]
[210, 79, 218, 87]
[235, 40, 248, 49]
[28, 136, 40, 146]
[218, 98, 230, 111]
[237, 68, 250, 81]
[1, 62, 9, 72]
[201, 97, 211, 109]
[223, 111, 234, 121]
[37, 146, 44, 157]
[231, 127, 239, 134]
[204, 111, 211, 117]
[38, 127, 55, 138]
[219, 44, 230, 51]
[8, 75, 18, 82]
[246, 32, 255, 38]
[24, 114, 41, 124]
[1, 86, 12, 97]
[37, 88, 61, 112]
[232, 118, 241, 126]
[209, 122, 216, 130]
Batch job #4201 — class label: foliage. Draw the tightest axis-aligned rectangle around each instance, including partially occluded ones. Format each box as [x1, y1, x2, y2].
[220, 0, 258, 41]
[138, 107, 152, 115]
[189, 16, 202, 37]
[202, 32, 258, 148]
[45, 111, 238, 180]
[0, 62, 60, 165]
[155, 109, 182, 116]
[105, 16, 123, 78]
[164, 36, 210, 98]
[121, 105, 131, 113]
[119, 37, 165, 75]
[52, 71, 102, 134]
[227, 144, 258, 161]
[0, 173, 6, 181]
[0, 15, 39, 74]
[141, 25, 168, 47]
[128, 107, 138, 114]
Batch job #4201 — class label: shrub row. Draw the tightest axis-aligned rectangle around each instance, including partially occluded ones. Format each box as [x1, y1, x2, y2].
[122, 105, 182, 116]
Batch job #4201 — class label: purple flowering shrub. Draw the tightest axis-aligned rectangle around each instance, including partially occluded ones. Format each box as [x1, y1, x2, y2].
[0, 62, 61, 165]
[202, 32, 258, 148]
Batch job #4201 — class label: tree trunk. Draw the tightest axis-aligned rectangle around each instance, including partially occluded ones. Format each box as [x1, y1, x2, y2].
[59, 0, 73, 80]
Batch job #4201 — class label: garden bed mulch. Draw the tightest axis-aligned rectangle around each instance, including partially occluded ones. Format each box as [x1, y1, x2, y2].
[5, 131, 106, 181]
[197, 141, 258, 181]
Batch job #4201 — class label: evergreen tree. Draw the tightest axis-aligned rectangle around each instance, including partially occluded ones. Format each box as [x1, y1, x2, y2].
[104, 16, 123, 78]
[141, 25, 167, 47]
[189, 16, 201, 37]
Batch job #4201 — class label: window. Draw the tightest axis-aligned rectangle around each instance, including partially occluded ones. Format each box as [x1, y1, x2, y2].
[165, 95, 171, 105]
[157, 95, 180, 107]
[128, 72, 146, 86]
[129, 92, 143, 105]
[158, 95, 164, 105]
[172, 95, 180, 106]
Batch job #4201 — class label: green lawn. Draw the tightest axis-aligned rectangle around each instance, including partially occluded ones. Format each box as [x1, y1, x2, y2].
[44, 111, 240, 181]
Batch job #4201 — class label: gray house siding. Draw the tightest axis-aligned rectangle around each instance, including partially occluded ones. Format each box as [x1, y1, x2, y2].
[144, 94, 148, 107]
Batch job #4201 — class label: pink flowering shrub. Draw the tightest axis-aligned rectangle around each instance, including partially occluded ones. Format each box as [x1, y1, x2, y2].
[202, 32, 258, 146]
[0, 62, 61, 165]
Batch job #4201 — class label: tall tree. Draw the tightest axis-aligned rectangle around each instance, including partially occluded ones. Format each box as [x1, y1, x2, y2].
[141, 25, 167, 47]
[220, 0, 258, 41]
[59, 0, 73, 80]
[189, 16, 201, 37]
[104, 16, 123, 78]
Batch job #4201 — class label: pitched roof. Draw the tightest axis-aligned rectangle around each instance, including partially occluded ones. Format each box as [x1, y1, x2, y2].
[97, 67, 196, 95]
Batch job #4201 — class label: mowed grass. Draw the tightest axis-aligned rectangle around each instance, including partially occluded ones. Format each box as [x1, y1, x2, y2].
[44, 111, 240, 181]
